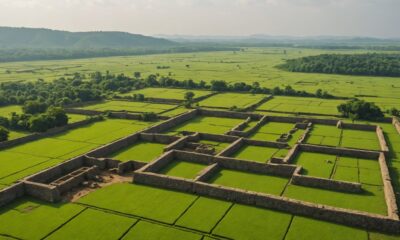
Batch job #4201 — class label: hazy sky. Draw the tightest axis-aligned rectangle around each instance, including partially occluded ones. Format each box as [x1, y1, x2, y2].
[0, 0, 399, 37]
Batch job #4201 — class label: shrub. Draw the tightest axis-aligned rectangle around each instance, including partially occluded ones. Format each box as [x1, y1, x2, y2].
[0, 126, 9, 142]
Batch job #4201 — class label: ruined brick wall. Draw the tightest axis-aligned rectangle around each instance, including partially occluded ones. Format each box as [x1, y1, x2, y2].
[217, 138, 244, 157]
[199, 109, 262, 120]
[0, 183, 24, 208]
[143, 109, 198, 133]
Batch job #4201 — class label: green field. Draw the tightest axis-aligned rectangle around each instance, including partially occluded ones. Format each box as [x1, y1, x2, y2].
[159, 160, 207, 179]
[0, 119, 153, 188]
[209, 169, 289, 195]
[165, 116, 244, 135]
[0, 48, 400, 239]
[257, 96, 344, 115]
[232, 145, 289, 162]
[199, 92, 266, 109]
[250, 121, 296, 142]
[80, 100, 177, 114]
[108, 141, 166, 162]
[120, 87, 213, 100]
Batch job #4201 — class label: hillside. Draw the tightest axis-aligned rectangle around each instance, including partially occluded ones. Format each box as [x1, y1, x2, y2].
[0, 27, 176, 48]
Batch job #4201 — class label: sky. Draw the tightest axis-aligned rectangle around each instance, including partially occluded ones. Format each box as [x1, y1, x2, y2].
[0, 0, 399, 38]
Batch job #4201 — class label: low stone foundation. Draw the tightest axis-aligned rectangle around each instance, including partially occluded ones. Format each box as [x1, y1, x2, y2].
[291, 167, 362, 193]
[377, 126, 390, 153]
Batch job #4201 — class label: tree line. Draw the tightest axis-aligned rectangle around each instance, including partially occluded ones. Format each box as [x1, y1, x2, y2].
[278, 53, 400, 77]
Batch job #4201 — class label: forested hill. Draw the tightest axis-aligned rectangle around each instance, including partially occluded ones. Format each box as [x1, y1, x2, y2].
[278, 53, 400, 77]
[0, 27, 176, 48]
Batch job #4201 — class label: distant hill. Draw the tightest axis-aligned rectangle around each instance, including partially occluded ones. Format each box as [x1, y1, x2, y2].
[0, 27, 176, 48]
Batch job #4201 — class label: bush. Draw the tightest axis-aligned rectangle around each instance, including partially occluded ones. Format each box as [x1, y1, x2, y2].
[0, 116, 10, 128]
[22, 101, 48, 114]
[0, 126, 9, 142]
[140, 112, 157, 122]
[337, 99, 384, 121]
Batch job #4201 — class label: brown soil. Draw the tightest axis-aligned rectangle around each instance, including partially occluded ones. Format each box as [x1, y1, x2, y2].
[62, 170, 132, 203]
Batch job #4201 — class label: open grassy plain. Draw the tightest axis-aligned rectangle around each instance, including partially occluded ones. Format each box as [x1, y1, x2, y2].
[0, 48, 400, 240]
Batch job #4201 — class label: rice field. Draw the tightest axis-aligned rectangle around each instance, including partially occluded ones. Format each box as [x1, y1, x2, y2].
[0, 118, 154, 188]
[108, 141, 166, 163]
[1, 48, 400, 239]
[257, 96, 344, 115]
[0, 182, 397, 239]
[165, 116, 244, 135]
[119, 87, 213, 100]
[232, 145, 289, 162]
[198, 92, 266, 109]
[79, 100, 177, 114]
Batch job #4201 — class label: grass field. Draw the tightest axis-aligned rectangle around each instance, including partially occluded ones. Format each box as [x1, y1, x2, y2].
[165, 116, 244, 135]
[257, 96, 344, 115]
[159, 160, 207, 179]
[198, 92, 266, 109]
[108, 141, 166, 162]
[120, 87, 213, 100]
[1, 48, 400, 239]
[80, 100, 177, 114]
[232, 145, 289, 162]
[1, 48, 399, 103]
[0, 119, 153, 187]
[209, 169, 289, 195]
[0, 183, 398, 240]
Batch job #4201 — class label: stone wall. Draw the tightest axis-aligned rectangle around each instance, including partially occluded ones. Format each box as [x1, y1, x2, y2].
[24, 181, 60, 202]
[341, 123, 378, 131]
[25, 156, 86, 183]
[292, 170, 362, 193]
[196, 133, 239, 143]
[65, 108, 103, 116]
[86, 133, 140, 158]
[378, 153, 399, 220]
[377, 126, 390, 153]
[299, 144, 380, 159]
[194, 163, 220, 182]
[133, 171, 400, 234]
[217, 138, 244, 157]
[0, 182, 24, 208]
[139, 151, 175, 173]
[280, 144, 300, 164]
[393, 117, 400, 134]
[164, 136, 189, 152]
[199, 109, 262, 120]
[143, 109, 198, 133]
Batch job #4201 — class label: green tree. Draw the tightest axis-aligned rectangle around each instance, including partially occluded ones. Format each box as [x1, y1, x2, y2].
[22, 101, 48, 114]
[0, 126, 9, 142]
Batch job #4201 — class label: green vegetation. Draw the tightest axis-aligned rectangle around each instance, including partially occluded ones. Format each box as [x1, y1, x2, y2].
[212, 204, 292, 240]
[209, 169, 289, 195]
[232, 145, 288, 163]
[159, 160, 206, 179]
[279, 53, 400, 77]
[176, 197, 232, 232]
[257, 96, 343, 115]
[199, 93, 265, 109]
[120, 88, 212, 100]
[122, 221, 202, 240]
[80, 100, 176, 114]
[284, 184, 387, 214]
[293, 152, 336, 178]
[47, 209, 135, 240]
[285, 216, 367, 240]
[250, 122, 295, 142]
[0, 198, 83, 239]
[166, 116, 243, 135]
[109, 141, 166, 162]
[338, 99, 384, 121]
[78, 183, 197, 224]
